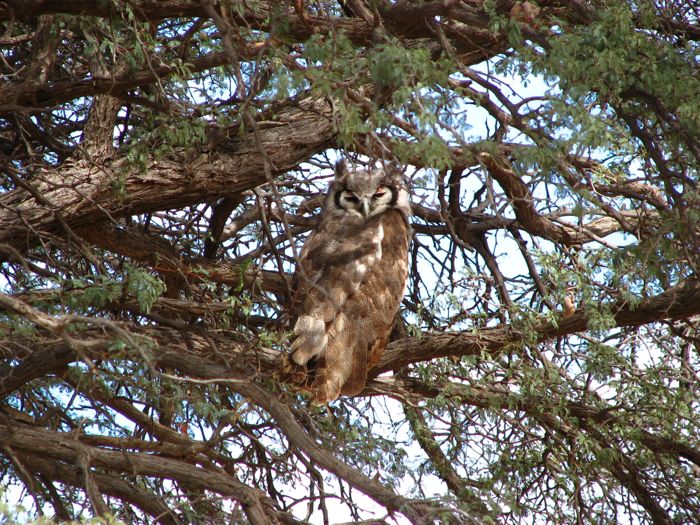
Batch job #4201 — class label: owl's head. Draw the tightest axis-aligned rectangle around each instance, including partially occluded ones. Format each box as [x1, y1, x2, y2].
[328, 160, 411, 220]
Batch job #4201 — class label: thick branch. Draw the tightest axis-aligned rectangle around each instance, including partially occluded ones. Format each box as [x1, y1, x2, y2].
[77, 223, 288, 295]
[2, 1, 507, 65]
[374, 277, 700, 374]
[0, 342, 77, 401]
[0, 52, 232, 112]
[0, 421, 282, 525]
[17, 453, 180, 525]
[0, 93, 336, 253]
[152, 351, 435, 524]
[480, 152, 576, 244]
[3, 279, 700, 401]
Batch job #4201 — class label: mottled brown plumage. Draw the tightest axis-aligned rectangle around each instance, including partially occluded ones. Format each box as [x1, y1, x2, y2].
[289, 161, 410, 403]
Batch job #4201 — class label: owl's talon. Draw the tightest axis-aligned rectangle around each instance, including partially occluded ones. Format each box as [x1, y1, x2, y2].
[290, 348, 310, 367]
[282, 354, 309, 385]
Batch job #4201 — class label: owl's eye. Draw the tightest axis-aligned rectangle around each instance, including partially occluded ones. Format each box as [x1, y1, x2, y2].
[342, 191, 359, 202]
[373, 187, 388, 199]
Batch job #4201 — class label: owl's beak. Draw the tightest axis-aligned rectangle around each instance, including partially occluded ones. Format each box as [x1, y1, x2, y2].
[360, 199, 370, 217]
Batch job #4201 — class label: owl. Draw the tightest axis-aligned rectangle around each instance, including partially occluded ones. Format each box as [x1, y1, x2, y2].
[289, 160, 411, 404]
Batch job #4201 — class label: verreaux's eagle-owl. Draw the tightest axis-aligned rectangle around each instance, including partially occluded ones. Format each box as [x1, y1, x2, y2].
[289, 161, 410, 403]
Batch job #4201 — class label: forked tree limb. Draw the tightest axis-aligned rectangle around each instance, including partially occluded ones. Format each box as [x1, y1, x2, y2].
[0, 423, 285, 525]
[14, 454, 179, 525]
[3, 278, 699, 400]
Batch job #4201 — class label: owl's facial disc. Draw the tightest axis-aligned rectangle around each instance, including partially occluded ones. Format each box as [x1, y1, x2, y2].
[338, 186, 394, 218]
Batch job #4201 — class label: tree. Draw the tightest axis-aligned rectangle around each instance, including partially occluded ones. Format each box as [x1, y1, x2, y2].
[1, 0, 699, 523]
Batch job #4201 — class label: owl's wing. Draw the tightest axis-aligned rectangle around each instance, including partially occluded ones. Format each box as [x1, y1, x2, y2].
[290, 219, 378, 367]
[337, 210, 410, 396]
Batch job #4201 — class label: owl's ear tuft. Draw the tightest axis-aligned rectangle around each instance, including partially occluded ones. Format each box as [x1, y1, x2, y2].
[382, 161, 406, 186]
[384, 160, 402, 172]
[334, 159, 349, 180]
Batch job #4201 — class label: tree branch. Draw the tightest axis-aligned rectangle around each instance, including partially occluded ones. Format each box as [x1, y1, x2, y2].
[0, 93, 336, 254]
[0, 421, 285, 525]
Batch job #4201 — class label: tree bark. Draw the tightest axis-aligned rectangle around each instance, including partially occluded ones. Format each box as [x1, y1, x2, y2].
[0, 94, 336, 253]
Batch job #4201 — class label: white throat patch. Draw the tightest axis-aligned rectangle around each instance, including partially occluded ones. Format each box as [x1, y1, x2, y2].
[375, 223, 384, 259]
